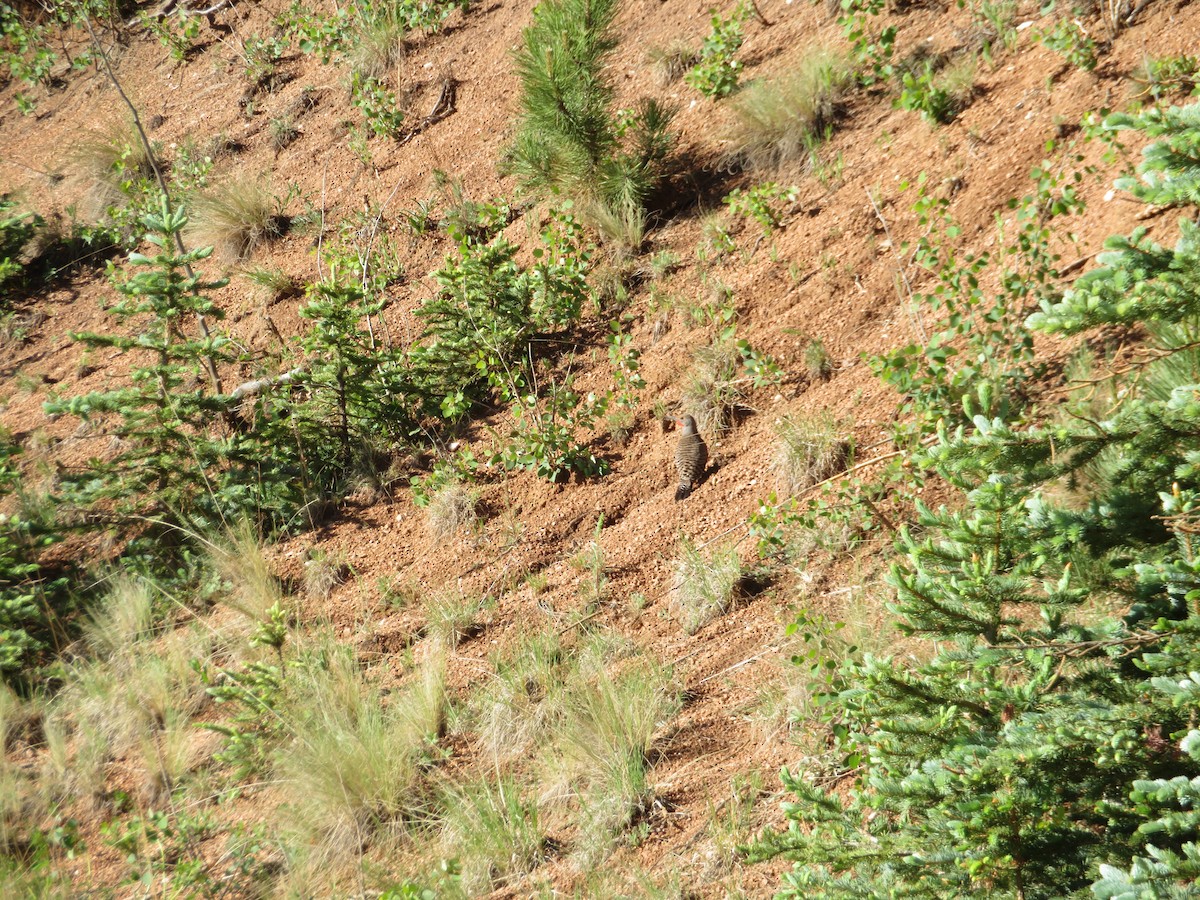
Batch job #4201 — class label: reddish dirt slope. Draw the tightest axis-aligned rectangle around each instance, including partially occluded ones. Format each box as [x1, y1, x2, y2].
[2, 0, 1198, 893]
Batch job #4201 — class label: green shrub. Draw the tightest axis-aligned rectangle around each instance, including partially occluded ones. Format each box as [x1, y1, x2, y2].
[1036, 16, 1098, 71]
[754, 100, 1200, 900]
[44, 200, 304, 533]
[350, 72, 405, 138]
[0, 197, 40, 296]
[0, 437, 68, 683]
[504, 0, 675, 226]
[685, 3, 747, 98]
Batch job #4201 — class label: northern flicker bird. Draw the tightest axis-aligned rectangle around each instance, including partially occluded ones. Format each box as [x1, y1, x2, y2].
[674, 415, 708, 501]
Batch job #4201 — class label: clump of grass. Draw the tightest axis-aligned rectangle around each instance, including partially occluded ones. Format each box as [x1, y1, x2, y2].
[424, 591, 482, 648]
[304, 548, 349, 601]
[773, 413, 850, 496]
[65, 607, 214, 802]
[439, 775, 545, 892]
[270, 115, 300, 150]
[582, 196, 646, 256]
[83, 573, 156, 657]
[672, 536, 742, 634]
[276, 641, 447, 864]
[348, 6, 407, 79]
[187, 172, 285, 261]
[722, 48, 853, 172]
[804, 336, 833, 380]
[425, 482, 477, 539]
[937, 54, 978, 114]
[570, 517, 609, 609]
[682, 338, 743, 434]
[65, 118, 155, 220]
[472, 631, 565, 760]
[550, 660, 681, 865]
[241, 264, 299, 302]
[705, 772, 763, 871]
[0, 686, 43, 853]
[647, 41, 700, 85]
[379, 574, 422, 609]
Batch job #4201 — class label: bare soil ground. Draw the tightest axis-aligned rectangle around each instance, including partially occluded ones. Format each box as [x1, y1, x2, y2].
[2, 0, 1197, 894]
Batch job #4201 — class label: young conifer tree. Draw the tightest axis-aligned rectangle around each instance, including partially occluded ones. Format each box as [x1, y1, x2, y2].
[753, 103, 1200, 899]
[46, 199, 300, 533]
[504, 0, 675, 218]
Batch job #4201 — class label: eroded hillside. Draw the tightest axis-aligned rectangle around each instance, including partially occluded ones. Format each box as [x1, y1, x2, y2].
[1, 0, 1198, 895]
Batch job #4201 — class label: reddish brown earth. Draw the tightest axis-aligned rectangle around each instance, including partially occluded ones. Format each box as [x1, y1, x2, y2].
[2, 0, 1197, 894]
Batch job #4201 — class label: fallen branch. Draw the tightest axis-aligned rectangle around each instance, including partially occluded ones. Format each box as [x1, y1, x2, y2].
[228, 367, 304, 401]
[396, 77, 457, 146]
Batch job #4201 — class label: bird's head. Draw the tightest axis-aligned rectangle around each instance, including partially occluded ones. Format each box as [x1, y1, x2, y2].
[674, 415, 699, 434]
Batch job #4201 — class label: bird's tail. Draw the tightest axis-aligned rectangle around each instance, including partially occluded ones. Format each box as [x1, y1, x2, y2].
[675, 483, 692, 501]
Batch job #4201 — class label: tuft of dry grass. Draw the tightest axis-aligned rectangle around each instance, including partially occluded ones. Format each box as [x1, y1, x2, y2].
[438, 775, 545, 892]
[275, 638, 447, 865]
[210, 521, 287, 631]
[804, 336, 833, 381]
[424, 591, 482, 649]
[65, 118, 155, 220]
[647, 41, 700, 85]
[303, 549, 349, 601]
[581, 196, 646, 257]
[681, 338, 743, 434]
[672, 536, 742, 634]
[471, 630, 565, 761]
[548, 659, 681, 866]
[773, 413, 850, 496]
[425, 482, 477, 539]
[83, 573, 156, 658]
[722, 48, 854, 172]
[187, 171, 285, 261]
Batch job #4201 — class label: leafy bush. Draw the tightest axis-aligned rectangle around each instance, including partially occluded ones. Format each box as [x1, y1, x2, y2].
[868, 156, 1082, 433]
[411, 209, 590, 418]
[896, 55, 976, 125]
[1037, 16, 1098, 72]
[685, 3, 747, 99]
[350, 72, 405, 138]
[724, 182, 797, 234]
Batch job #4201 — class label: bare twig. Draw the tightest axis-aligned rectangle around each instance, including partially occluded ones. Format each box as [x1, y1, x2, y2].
[80, 16, 225, 397]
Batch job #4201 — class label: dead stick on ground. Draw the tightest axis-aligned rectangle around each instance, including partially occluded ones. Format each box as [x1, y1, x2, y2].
[693, 644, 782, 687]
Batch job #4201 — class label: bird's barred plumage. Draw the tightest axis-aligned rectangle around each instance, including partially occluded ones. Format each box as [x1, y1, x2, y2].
[674, 415, 707, 501]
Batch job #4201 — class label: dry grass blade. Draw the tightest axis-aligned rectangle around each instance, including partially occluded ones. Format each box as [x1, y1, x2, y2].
[438, 774, 545, 892]
[426, 482, 477, 539]
[672, 536, 742, 634]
